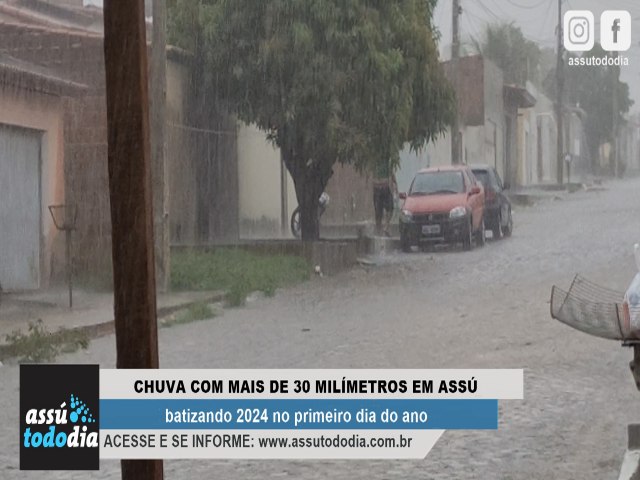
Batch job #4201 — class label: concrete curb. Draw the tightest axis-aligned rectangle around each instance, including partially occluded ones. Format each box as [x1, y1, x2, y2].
[0, 291, 226, 361]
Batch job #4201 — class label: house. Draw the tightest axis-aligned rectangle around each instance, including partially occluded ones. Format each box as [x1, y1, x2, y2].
[236, 123, 297, 238]
[514, 81, 588, 186]
[0, 0, 238, 289]
[398, 55, 593, 190]
[235, 124, 375, 237]
[0, 53, 85, 290]
[398, 55, 516, 189]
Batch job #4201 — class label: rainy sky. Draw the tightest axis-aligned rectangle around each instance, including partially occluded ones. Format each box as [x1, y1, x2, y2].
[434, 0, 640, 112]
[84, 0, 640, 112]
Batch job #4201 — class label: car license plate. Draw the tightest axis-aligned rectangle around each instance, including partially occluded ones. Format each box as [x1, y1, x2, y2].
[422, 224, 441, 235]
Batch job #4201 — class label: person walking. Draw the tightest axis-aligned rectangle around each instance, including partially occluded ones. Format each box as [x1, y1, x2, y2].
[372, 159, 397, 237]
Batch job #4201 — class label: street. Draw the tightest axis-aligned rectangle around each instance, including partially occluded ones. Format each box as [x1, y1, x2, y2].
[3, 177, 640, 479]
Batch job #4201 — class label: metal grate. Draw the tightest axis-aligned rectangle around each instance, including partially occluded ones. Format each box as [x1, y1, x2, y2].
[550, 275, 640, 341]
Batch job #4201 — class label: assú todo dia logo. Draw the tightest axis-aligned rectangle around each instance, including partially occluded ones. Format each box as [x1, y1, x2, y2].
[23, 393, 98, 448]
[20, 364, 99, 470]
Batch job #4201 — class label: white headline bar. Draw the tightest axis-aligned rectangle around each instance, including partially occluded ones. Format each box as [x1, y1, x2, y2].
[100, 369, 523, 399]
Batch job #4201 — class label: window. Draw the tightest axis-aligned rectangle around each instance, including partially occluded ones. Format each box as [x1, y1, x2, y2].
[410, 171, 465, 195]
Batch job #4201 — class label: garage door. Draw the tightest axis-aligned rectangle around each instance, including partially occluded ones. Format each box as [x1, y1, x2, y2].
[0, 125, 42, 291]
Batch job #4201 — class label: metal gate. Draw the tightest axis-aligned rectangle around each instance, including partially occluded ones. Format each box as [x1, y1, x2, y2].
[0, 124, 42, 291]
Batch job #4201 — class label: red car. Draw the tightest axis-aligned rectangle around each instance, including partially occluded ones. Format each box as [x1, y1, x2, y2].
[398, 165, 485, 251]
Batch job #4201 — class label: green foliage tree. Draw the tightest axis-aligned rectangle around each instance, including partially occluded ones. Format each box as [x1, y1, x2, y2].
[481, 22, 541, 86]
[169, 0, 455, 239]
[543, 45, 633, 172]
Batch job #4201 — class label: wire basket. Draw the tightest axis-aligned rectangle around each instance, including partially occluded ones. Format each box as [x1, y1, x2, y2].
[48, 204, 77, 231]
[550, 275, 640, 341]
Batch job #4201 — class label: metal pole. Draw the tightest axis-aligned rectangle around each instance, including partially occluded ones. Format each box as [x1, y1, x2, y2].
[151, 0, 170, 292]
[451, 0, 461, 164]
[612, 52, 619, 178]
[66, 229, 72, 308]
[556, 0, 564, 184]
[280, 152, 288, 236]
[103, 1, 163, 479]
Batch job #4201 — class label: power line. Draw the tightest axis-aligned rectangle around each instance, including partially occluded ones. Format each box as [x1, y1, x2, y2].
[464, 9, 488, 37]
[503, 0, 550, 10]
[472, 1, 556, 48]
[537, 0, 556, 44]
[462, 10, 483, 51]
[484, 0, 514, 20]
[475, 0, 502, 23]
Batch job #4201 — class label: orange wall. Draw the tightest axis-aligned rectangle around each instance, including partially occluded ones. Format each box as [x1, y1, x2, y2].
[0, 86, 65, 287]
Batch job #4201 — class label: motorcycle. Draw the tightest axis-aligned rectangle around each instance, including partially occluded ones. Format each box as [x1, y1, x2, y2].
[290, 192, 330, 238]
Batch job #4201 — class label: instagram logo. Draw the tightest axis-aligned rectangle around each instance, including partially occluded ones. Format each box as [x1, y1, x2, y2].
[564, 10, 595, 51]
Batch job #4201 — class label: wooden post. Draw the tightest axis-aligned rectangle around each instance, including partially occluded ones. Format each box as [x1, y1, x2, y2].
[103, 1, 163, 479]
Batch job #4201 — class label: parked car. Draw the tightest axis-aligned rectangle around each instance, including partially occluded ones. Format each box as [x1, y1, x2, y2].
[470, 165, 513, 239]
[399, 165, 485, 252]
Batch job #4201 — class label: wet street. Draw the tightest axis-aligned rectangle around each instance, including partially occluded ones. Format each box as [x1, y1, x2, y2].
[3, 177, 640, 479]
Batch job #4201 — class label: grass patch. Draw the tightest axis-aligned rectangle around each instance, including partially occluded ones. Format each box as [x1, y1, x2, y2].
[171, 249, 310, 305]
[3, 319, 89, 363]
[162, 302, 216, 328]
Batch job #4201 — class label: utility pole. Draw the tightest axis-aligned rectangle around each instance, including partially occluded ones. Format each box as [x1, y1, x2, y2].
[612, 52, 620, 177]
[280, 153, 288, 236]
[555, 0, 564, 184]
[103, 1, 163, 479]
[451, 0, 462, 164]
[151, 0, 169, 292]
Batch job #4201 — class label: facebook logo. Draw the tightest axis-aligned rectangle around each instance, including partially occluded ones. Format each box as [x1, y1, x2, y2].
[612, 18, 621, 44]
[600, 11, 631, 51]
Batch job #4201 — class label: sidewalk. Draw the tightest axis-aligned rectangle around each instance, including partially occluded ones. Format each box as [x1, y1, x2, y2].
[0, 288, 225, 348]
[507, 179, 607, 206]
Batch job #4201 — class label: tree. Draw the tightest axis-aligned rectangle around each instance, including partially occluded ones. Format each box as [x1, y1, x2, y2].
[480, 22, 541, 86]
[543, 45, 633, 173]
[169, 0, 455, 239]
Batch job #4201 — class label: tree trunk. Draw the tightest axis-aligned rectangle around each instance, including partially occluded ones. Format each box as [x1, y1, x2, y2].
[296, 175, 322, 240]
[279, 130, 333, 241]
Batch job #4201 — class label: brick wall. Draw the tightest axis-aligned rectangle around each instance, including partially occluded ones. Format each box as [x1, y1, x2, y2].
[323, 162, 373, 227]
[0, 23, 110, 275]
[0, 22, 240, 279]
[442, 55, 486, 127]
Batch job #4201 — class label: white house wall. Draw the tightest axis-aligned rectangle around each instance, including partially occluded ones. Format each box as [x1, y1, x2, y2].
[0, 87, 65, 289]
[397, 131, 451, 193]
[237, 123, 297, 238]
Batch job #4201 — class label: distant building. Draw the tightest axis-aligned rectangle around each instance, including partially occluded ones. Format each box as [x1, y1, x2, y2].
[398, 54, 593, 189]
[399, 55, 533, 188]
